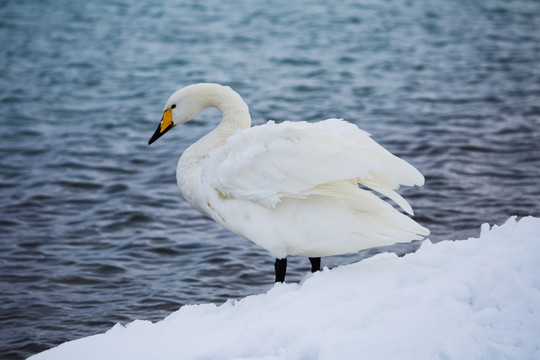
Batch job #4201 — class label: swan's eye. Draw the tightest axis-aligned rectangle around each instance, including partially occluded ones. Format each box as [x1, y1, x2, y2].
[171, 104, 176, 109]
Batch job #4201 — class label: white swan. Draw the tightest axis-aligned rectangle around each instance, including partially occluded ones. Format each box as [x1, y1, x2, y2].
[148, 83, 429, 282]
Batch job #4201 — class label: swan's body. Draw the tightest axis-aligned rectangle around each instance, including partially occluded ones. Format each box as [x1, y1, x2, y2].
[149, 83, 429, 282]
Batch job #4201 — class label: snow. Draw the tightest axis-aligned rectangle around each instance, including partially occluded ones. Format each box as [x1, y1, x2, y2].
[30, 216, 540, 360]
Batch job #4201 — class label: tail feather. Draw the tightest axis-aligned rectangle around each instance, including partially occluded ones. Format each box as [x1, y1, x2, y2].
[296, 180, 429, 241]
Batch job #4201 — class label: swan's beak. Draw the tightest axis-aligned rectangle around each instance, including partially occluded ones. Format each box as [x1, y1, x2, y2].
[148, 108, 174, 145]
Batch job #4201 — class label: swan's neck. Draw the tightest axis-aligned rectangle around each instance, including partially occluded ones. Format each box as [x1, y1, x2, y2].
[177, 84, 251, 201]
[209, 85, 251, 140]
[186, 84, 251, 158]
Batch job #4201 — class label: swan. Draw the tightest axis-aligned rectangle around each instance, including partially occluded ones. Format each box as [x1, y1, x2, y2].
[148, 83, 429, 282]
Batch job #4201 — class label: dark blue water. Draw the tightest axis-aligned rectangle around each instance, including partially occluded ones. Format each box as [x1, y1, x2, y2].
[1, 0, 540, 358]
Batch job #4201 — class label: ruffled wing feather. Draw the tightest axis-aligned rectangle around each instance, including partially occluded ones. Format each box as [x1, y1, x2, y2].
[203, 119, 424, 215]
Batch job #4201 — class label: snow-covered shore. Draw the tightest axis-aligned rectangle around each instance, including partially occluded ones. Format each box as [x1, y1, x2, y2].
[30, 216, 540, 360]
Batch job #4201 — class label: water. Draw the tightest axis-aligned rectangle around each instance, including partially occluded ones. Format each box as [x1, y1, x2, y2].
[1, 0, 539, 358]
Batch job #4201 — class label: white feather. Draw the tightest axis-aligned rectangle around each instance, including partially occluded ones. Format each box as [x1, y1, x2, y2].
[205, 118, 423, 215]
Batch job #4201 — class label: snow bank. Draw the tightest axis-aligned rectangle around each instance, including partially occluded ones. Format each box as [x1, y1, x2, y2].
[30, 216, 540, 360]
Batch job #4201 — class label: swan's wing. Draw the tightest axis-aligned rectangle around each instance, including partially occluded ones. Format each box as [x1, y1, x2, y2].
[203, 119, 424, 214]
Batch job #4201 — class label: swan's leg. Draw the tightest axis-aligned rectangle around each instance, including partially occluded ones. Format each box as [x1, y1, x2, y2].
[309, 257, 321, 273]
[274, 258, 287, 283]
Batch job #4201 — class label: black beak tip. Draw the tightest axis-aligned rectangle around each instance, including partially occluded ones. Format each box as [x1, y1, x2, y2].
[148, 131, 160, 145]
[148, 122, 173, 145]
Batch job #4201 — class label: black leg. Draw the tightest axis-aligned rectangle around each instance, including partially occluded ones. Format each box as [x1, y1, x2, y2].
[309, 257, 321, 273]
[274, 258, 287, 283]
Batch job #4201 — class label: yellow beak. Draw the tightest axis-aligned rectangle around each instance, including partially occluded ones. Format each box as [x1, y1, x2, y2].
[148, 108, 174, 145]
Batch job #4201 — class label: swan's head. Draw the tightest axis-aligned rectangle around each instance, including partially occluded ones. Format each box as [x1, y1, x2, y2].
[148, 84, 214, 145]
